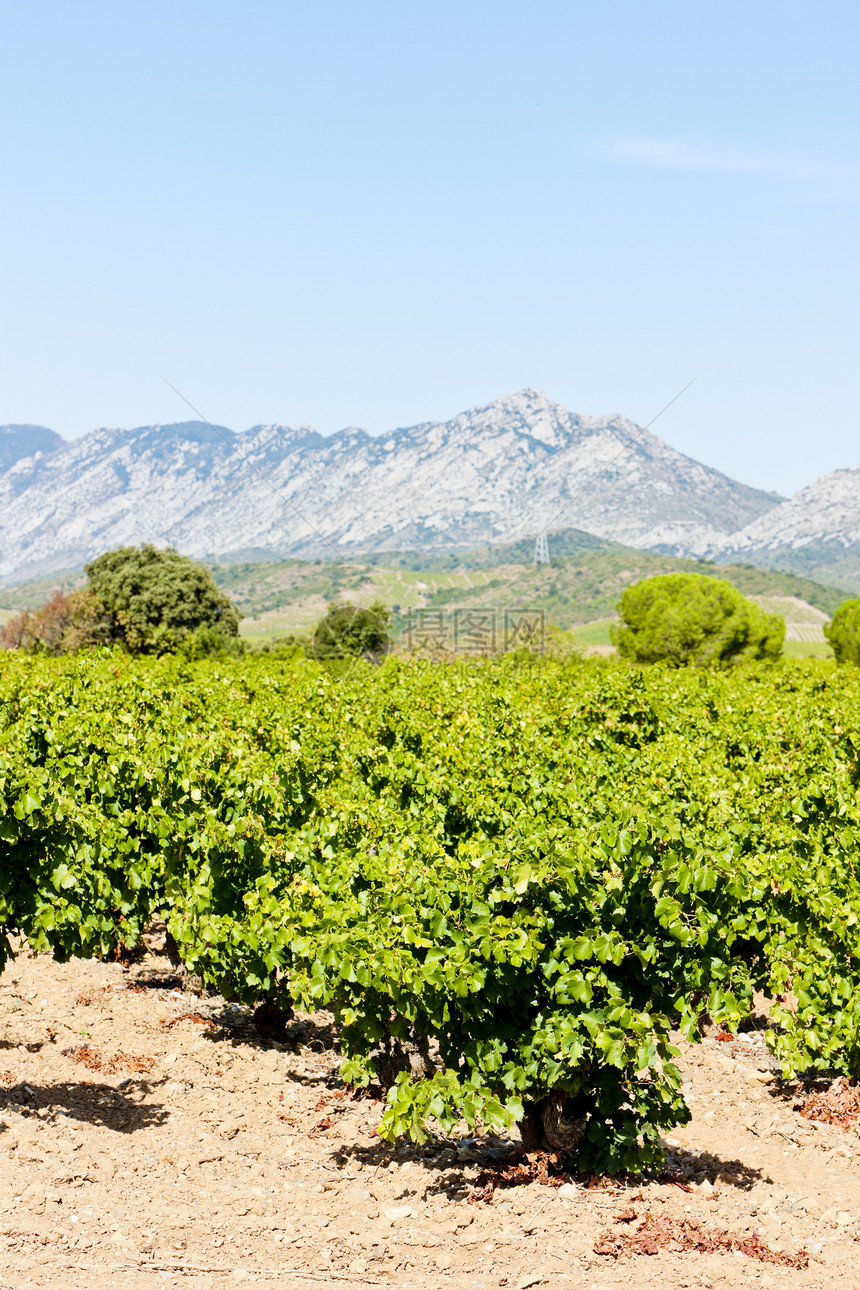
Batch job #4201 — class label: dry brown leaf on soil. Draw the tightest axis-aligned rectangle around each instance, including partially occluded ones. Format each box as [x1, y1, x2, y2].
[60, 1043, 156, 1074]
[794, 1077, 860, 1130]
[593, 1211, 809, 1267]
[159, 1012, 216, 1030]
[583, 1173, 623, 1193]
[656, 1170, 694, 1192]
[308, 1115, 334, 1136]
[469, 1150, 567, 1203]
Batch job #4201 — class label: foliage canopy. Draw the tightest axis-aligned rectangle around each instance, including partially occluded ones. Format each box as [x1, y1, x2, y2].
[3, 651, 860, 1173]
[825, 597, 860, 666]
[308, 599, 391, 662]
[612, 572, 784, 666]
[1, 545, 242, 656]
[84, 545, 241, 653]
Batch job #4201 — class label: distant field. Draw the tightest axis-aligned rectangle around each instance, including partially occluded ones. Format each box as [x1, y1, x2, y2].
[783, 639, 833, 659]
[234, 564, 505, 641]
[568, 618, 615, 648]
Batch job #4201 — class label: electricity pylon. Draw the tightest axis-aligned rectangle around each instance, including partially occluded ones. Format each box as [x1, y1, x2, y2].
[534, 531, 550, 564]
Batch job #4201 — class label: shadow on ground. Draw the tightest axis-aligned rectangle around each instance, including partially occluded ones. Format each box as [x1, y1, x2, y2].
[0, 1079, 169, 1132]
[662, 1145, 767, 1191]
[332, 1133, 768, 1202]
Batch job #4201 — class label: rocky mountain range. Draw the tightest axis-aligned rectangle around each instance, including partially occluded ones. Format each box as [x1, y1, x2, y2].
[0, 390, 857, 589]
[711, 467, 860, 590]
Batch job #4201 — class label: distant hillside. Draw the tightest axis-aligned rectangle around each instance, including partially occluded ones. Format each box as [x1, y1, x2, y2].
[363, 528, 848, 618]
[713, 465, 860, 592]
[372, 538, 846, 628]
[1, 528, 845, 642]
[206, 529, 852, 640]
[5, 391, 860, 591]
[0, 390, 782, 584]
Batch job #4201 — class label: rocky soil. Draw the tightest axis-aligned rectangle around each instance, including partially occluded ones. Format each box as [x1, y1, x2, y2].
[2, 938, 860, 1290]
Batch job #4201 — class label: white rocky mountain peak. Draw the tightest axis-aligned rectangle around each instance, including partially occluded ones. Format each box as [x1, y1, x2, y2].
[0, 390, 855, 588]
[711, 464, 860, 588]
[722, 466, 860, 552]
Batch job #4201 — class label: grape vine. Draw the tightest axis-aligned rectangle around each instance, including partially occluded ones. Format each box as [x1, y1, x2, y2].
[2, 649, 859, 1171]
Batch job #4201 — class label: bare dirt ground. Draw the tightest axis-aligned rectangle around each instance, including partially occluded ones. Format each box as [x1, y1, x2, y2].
[2, 938, 860, 1290]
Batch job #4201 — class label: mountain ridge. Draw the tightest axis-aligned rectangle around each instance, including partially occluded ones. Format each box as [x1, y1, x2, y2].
[0, 390, 856, 591]
[711, 465, 860, 589]
[0, 389, 782, 586]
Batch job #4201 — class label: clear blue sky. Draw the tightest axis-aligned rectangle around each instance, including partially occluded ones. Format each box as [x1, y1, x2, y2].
[2, 1, 858, 495]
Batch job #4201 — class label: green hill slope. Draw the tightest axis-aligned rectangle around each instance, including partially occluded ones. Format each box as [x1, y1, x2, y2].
[0, 528, 845, 651]
[209, 528, 846, 643]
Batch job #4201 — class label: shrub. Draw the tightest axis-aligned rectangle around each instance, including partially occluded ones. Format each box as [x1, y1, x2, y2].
[255, 634, 307, 659]
[612, 573, 784, 667]
[85, 545, 241, 653]
[0, 589, 114, 654]
[825, 597, 860, 666]
[178, 624, 247, 660]
[308, 600, 391, 662]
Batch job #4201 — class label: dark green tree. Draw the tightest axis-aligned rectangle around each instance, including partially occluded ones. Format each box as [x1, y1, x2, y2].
[308, 600, 391, 663]
[84, 545, 241, 654]
[612, 573, 784, 667]
[825, 597, 860, 665]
